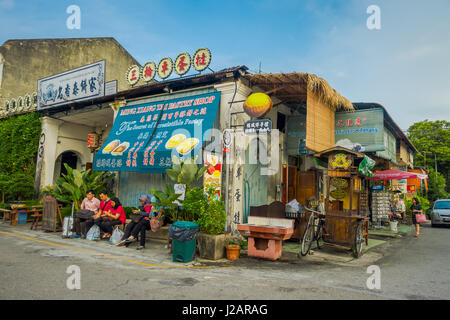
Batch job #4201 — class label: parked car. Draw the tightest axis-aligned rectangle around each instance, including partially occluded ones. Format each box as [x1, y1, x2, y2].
[430, 199, 450, 227]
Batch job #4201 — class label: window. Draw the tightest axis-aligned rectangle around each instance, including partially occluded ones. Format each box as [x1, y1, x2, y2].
[434, 201, 450, 210]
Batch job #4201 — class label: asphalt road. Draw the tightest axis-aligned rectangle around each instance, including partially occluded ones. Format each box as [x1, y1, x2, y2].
[0, 222, 449, 300]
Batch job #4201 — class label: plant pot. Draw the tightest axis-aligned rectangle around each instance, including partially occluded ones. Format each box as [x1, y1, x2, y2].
[197, 232, 226, 260]
[226, 244, 240, 261]
[389, 221, 398, 232]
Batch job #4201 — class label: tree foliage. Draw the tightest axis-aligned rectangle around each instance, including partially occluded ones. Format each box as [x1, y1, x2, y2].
[408, 120, 450, 193]
[0, 113, 41, 202]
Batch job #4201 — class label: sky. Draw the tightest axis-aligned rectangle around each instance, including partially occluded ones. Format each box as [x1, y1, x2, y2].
[0, 0, 449, 130]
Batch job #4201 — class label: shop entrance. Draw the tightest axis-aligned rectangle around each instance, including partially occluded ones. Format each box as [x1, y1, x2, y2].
[53, 151, 80, 183]
[243, 138, 268, 223]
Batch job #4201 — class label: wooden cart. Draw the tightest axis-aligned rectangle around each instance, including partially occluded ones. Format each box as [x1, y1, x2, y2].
[301, 147, 370, 258]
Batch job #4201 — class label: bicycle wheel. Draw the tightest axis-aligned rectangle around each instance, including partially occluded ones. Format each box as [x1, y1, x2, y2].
[300, 213, 315, 256]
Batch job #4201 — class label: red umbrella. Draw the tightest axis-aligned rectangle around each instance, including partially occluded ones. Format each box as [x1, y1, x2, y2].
[366, 169, 428, 180]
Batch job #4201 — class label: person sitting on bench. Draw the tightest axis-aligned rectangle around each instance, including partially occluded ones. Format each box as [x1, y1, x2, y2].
[85, 190, 112, 238]
[73, 190, 100, 238]
[117, 195, 152, 249]
[99, 197, 126, 239]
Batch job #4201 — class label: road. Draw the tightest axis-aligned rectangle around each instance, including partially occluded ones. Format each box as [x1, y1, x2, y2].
[0, 221, 449, 300]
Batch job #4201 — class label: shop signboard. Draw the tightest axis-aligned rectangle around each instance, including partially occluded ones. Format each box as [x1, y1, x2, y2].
[244, 118, 272, 135]
[203, 151, 222, 200]
[335, 108, 384, 152]
[391, 179, 407, 193]
[93, 92, 221, 173]
[287, 114, 313, 155]
[37, 60, 105, 110]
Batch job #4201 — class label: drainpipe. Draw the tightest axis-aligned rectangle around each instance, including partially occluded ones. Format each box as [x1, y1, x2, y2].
[224, 79, 238, 233]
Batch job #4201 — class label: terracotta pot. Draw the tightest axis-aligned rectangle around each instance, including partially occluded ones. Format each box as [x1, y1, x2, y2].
[226, 244, 240, 261]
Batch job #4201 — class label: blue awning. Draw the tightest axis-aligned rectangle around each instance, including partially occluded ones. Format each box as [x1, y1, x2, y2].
[93, 91, 221, 172]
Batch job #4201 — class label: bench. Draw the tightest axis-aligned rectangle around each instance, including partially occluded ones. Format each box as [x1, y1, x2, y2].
[9, 206, 44, 228]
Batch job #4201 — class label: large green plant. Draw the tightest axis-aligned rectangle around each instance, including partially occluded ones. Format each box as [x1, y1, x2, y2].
[44, 163, 115, 210]
[166, 156, 211, 191]
[150, 184, 182, 222]
[196, 185, 226, 235]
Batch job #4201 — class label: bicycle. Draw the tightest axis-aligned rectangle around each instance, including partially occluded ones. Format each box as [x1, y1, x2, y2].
[300, 208, 326, 256]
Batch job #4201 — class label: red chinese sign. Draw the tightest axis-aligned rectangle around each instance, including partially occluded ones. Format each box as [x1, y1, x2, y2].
[126, 65, 140, 86]
[157, 57, 173, 80]
[336, 117, 368, 128]
[141, 62, 156, 82]
[174, 52, 191, 75]
[193, 48, 211, 72]
[87, 133, 99, 148]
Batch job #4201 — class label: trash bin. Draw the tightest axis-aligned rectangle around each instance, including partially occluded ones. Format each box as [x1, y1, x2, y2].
[169, 221, 199, 263]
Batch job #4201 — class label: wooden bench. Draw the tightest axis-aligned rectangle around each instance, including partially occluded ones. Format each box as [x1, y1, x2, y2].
[10, 206, 43, 227]
[0, 208, 11, 223]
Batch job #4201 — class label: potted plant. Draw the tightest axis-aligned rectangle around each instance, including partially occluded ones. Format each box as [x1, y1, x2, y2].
[226, 241, 240, 261]
[195, 185, 227, 260]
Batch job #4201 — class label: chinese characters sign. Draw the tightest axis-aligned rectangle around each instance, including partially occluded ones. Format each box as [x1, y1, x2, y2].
[93, 92, 221, 173]
[244, 118, 272, 135]
[37, 60, 105, 110]
[125, 48, 212, 85]
[335, 108, 384, 152]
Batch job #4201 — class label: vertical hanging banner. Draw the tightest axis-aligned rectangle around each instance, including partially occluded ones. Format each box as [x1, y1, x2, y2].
[203, 151, 222, 199]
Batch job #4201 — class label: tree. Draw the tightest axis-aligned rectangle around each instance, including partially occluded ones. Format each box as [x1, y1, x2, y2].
[426, 169, 448, 202]
[408, 120, 450, 192]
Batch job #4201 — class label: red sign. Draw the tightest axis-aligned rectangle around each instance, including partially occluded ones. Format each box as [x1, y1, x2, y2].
[87, 133, 99, 148]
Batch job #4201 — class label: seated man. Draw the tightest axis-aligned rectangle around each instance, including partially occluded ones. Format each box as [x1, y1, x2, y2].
[73, 190, 100, 238]
[85, 190, 112, 238]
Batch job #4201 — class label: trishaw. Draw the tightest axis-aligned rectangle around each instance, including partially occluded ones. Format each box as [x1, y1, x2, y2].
[300, 147, 370, 258]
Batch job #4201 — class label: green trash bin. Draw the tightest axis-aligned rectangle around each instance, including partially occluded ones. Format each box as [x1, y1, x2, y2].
[171, 221, 199, 263]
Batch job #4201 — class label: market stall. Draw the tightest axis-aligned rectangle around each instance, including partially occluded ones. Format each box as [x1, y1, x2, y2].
[366, 169, 428, 228]
[301, 147, 372, 258]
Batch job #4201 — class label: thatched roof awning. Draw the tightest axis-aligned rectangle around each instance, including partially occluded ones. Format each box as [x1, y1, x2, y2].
[244, 73, 354, 111]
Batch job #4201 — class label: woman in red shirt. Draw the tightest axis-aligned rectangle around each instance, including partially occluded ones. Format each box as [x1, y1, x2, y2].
[100, 197, 126, 238]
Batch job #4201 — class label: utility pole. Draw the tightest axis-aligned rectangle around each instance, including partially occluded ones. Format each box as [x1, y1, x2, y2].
[434, 153, 438, 173]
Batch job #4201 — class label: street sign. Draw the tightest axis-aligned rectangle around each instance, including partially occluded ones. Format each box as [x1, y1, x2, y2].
[244, 118, 272, 135]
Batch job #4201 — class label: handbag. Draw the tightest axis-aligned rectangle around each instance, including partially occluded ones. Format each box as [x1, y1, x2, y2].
[415, 213, 427, 224]
[86, 225, 100, 241]
[109, 228, 124, 245]
[131, 214, 144, 223]
[75, 209, 94, 220]
[150, 209, 163, 232]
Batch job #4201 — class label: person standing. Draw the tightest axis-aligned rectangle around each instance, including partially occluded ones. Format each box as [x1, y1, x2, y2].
[410, 197, 423, 237]
[73, 190, 100, 238]
[99, 197, 126, 238]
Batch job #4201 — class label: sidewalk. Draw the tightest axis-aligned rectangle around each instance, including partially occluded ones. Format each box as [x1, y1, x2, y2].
[369, 223, 415, 239]
[1, 220, 392, 269]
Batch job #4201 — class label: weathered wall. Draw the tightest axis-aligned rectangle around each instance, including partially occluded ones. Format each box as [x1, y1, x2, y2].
[0, 37, 140, 112]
